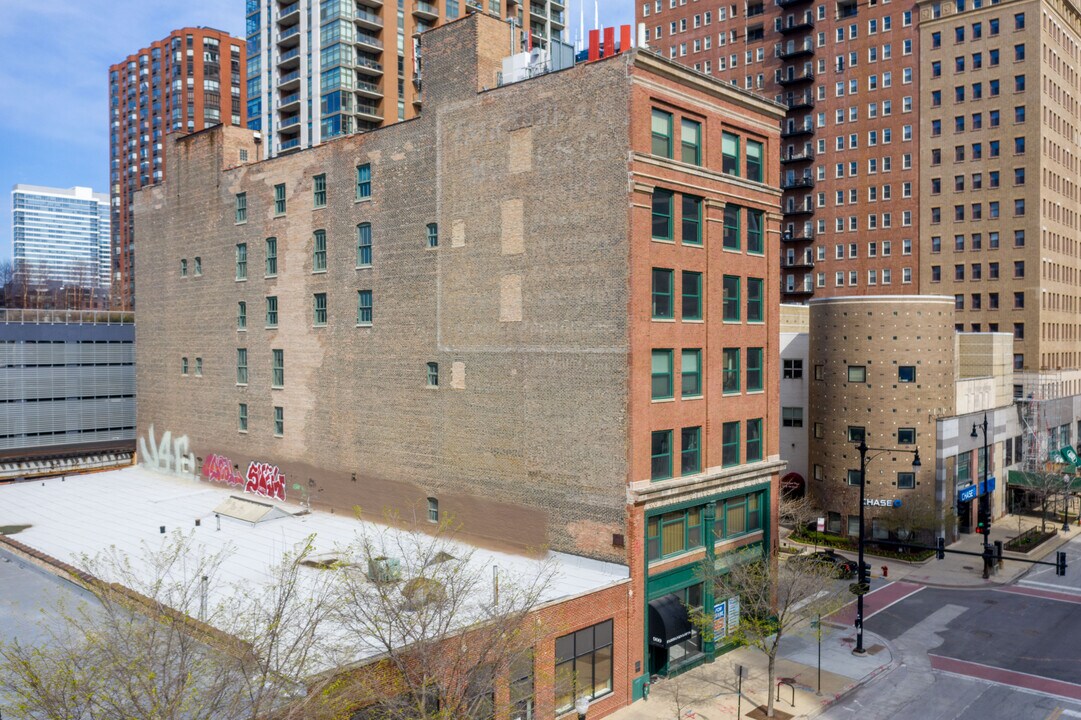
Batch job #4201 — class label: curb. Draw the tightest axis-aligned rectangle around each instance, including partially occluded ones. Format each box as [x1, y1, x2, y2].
[801, 632, 899, 719]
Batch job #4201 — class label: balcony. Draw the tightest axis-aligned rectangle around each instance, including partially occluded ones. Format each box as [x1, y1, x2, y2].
[781, 123, 815, 138]
[782, 256, 815, 269]
[783, 201, 814, 217]
[279, 91, 301, 111]
[778, 70, 814, 86]
[355, 79, 383, 99]
[278, 1, 300, 22]
[780, 90, 815, 110]
[355, 55, 384, 75]
[279, 137, 301, 152]
[551, 10, 565, 25]
[277, 25, 301, 45]
[781, 175, 815, 189]
[781, 148, 814, 164]
[783, 285, 815, 297]
[357, 0, 383, 8]
[779, 16, 814, 34]
[530, 3, 546, 18]
[278, 46, 301, 68]
[355, 102, 383, 121]
[413, 0, 439, 19]
[776, 39, 814, 59]
[278, 70, 301, 91]
[280, 114, 301, 129]
[354, 7, 384, 29]
[778, 0, 811, 7]
[781, 229, 814, 243]
[355, 32, 384, 51]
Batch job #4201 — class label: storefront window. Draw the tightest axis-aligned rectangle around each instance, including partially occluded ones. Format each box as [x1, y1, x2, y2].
[667, 583, 704, 670]
[555, 620, 613, 713]
[646, 507, 704, 561]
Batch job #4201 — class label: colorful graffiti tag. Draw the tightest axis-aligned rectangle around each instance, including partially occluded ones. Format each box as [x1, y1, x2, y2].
[245, 461, 286, 501]
[201, 454, 244, 488]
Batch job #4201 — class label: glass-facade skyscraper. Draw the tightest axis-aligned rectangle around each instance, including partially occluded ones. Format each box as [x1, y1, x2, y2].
[11, 185, 111, 289]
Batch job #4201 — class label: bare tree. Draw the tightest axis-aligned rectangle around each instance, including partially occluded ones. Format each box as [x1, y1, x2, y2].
[1016, 470, 1068, 532]
[0, 259, 14, 307]
[779, 494, 820, 534]
[693, 555, 848, 718]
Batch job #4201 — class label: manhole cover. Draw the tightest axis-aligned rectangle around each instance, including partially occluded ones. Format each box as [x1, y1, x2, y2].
[867, 644, 886, 655]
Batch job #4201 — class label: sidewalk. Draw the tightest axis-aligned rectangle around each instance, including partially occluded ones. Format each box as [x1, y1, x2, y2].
[607, 625, 893, 720]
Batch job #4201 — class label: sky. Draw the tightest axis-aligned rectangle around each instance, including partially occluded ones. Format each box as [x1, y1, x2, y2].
[0, 0, 634, 264]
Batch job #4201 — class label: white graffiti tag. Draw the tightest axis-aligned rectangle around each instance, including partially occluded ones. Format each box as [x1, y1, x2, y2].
[139, 425, 197, 479]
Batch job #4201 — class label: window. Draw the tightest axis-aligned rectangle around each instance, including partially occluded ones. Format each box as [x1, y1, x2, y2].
[238, 403, 248, 432]
[782, 407, 803, 427]
[681, 349, 702, 397]
[355, 163, 371, 199]
[652, 349, 674, 400]
[746, 418, 762, 462]
[747, 209, 764, 254]
[181, 356, 189, 375]
[848, 365, 866, 382]
[680, 118, 701, 164]
[272, 349, 284, 387]
[647, 508, 703, 560]
[783, 359, 803, 379]
[427, 497, 439, 522]
[682, 271, 701, 320]
[313, 230, 327, 272]
[1014, 11, 1024, 29]
[180, 259, 188, 277]
[426, 223, 438, 248]
[651, 430, 672, 480]
[651, 109, 673, 158]
[236, 348, 248, 384]
[235, 243, 247, 279]
[722, 276, 740, 321]
[897, 472, 915, 489]
[722, 421, 740, 467]
[426, 362, 439, 387]
[722, 131, 740, 175]
[235, 192, 247, 223]
[313, 293, 327, 326]
[237, 301, 247, 330]
[747, 347, 763, 392]
[265, 237, 278, 276]
[746, 140, 764, 181]
[743, 277, 765, 323]
[652, 190, 673, 240]
[682, 195, 702, 245]
[722, 348, 740, 393]
[555, 621, 613, 713]
[356, 223, 372, 266]
[273, 406, 284, 436]
[510, 652, 533, 720]
[313, 173, 326, 208]
[898, 366, 916, 383]
[723, 205, 740, 250]
[273, 183, 286, 215]
[681, 426, 701, 474]
[652, 268, 674, 319]
[357, 290, 373, 325]
[262, 295, 278, 326]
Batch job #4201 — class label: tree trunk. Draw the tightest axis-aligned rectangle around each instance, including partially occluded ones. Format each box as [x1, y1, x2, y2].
[767, 649, 777, 717]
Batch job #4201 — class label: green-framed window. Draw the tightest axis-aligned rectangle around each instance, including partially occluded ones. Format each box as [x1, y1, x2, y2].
[722, 276, 740, 321]
[746, 418, 763, 461]
[746, 140, 764, 182]
[237, 301, 247, 329]
[236, 348, 248, 384]
[265, 237, 278, 276]
[357, 290, 373, 325]
[681, 349, 702, 397]
[651, 349, 674, 400]
[682, 195, 702, 245]
[356, 223, 372, 266]
[265, 296, 278, 327]
[273, 406, 284, 436]
[238, 403, 248, 431]
[747, 209, 764, 254]
[235, 243, 247, 279]
[426, 362, 439, 387]
[747, 347, 763, 391]
[356, 163, 371, 199]
[682, 271, 702, 320]
[747, 277, 764, 322]
[715, 491, 762, 538]
[313, 173, 327, 208]
[272, 349, 284, 387]
[652, 268, 674, 319]
[721, 421, 740, 467]
[273, 183, 286, 215]
[426, 222, 438, 248]
[723, 205, 740, 250]
[646, 506, 703, 560]
[722, 348, 740, 393]
[651, 429, 672, 480]
[651, 108, 673, 158]
[652, 189, 673, 240]
[722, 131, 741, 175]
[235, 192, 247, 223]
[313, 229, 327, 271]
[681, 118, 702, 165]
[313, 293, 327, 326]
[681, 426, 701, 474]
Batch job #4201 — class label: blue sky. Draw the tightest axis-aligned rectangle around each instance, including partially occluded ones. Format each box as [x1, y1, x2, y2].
[0, 0, 633, 264]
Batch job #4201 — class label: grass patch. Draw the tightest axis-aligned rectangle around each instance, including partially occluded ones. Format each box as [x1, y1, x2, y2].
[0, 524, 31, 535]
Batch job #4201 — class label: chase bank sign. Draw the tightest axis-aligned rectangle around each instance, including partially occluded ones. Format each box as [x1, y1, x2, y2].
[863, 498, 903, 508]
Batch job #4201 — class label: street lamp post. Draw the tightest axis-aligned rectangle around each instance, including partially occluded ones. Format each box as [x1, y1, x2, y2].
[574, 696, 590, 720]
[971, 414, 992, 578]
[853, 439, 921, 655]
[1063, 474, 1072, 533]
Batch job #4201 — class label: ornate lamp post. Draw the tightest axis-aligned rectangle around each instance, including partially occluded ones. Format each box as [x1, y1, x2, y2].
[970, 414, 993, 577]
[853, 439, 921, 655]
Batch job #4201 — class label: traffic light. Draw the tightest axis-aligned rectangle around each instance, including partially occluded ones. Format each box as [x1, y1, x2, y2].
[1056, 550, 1068, 576]
[975, 522, 986, 535]
[936, 537, 945, 560]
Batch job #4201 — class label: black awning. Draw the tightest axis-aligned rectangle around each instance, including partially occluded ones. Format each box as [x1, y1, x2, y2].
[648, 593, 694, 648]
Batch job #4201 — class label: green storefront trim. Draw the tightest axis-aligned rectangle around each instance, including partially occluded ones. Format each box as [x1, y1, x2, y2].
[1008, 469, 1081, 491]
[634, 480, 772, 694]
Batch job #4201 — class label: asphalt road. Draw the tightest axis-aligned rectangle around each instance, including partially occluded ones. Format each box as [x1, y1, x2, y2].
[820, 570, 1081, 720]
[1017, 531, 1081, 597]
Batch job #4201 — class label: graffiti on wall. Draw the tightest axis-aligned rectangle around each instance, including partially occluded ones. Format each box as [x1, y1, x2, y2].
[201, 454, 244, 488]
[139, 425, 196, 479]
[245, 461, 286, 501]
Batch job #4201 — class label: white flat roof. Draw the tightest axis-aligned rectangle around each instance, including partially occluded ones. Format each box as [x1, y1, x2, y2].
[0, 466, 629, 663]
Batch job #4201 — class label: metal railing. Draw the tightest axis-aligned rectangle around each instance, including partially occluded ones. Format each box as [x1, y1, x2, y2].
[0, 309, 134, 325]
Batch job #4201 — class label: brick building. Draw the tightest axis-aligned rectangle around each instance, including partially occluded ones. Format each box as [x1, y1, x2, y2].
[135, 13, 784, 711]
[109, 27, 246, 310]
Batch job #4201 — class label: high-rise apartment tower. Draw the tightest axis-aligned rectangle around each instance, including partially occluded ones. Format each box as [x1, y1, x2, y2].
[11, 185, 111, 290]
